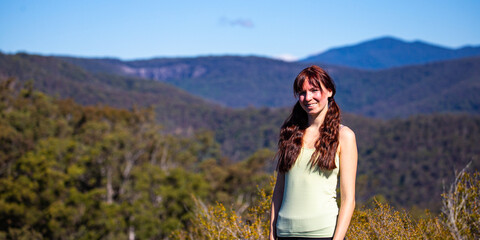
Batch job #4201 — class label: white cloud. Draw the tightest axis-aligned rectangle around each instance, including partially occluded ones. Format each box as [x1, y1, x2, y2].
[273, 54, 299, 62]
[220, 17, 254, 28]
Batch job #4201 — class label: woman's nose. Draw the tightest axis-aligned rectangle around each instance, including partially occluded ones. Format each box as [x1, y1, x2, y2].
[305, 91, 312, 101]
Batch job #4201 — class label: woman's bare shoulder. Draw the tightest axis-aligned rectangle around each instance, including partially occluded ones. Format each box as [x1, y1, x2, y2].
[338, 125, 356, 155]
[339, 125, 355, 141]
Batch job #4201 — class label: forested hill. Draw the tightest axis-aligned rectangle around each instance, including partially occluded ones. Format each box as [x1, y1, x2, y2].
[344, 113, 480, 210]
[1, 78, 479, 215]
[335, 56, 480, 117]
[59, 54, 480, 118]
[0, 52, 286, 159]
[0, 53, 213, 111]
[301, 36, 480, 69]
[59, 55, 310, 108]
[1, 52, 480, 161]
[1, 52, 479, 211]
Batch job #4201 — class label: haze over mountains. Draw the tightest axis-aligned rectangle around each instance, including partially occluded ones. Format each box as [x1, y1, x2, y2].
[302, 36, 480, 70]
[2, 36, 480, 118]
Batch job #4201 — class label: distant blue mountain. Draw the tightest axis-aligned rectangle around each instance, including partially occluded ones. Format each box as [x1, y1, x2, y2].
[301, 36, 480, 69]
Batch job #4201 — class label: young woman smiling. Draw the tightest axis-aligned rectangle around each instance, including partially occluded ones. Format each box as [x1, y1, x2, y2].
[269, 65, 358, 240]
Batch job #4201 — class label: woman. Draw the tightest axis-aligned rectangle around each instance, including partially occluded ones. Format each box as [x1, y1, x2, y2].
[269, 65, 357, 240]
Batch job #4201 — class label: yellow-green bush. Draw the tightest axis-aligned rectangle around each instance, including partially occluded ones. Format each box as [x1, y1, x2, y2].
[176, 169, 479, 240]
[347, 200, 450, 239]
[172, 179, 272, 240]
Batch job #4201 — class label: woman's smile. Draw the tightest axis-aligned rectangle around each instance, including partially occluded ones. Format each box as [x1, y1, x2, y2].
[298, 80, 331, 116]
[305, 102, 317, 107]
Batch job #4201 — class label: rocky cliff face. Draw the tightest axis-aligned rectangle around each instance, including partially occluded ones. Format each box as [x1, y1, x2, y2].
[120, 64, 207, 81]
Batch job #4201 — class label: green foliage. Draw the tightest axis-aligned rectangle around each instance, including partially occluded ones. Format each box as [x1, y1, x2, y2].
[172, 177, 274, 240]
[199, 148, 274, 212]
[2, 52, 480, 238]
[349, 114, 480, 210]
[0, 52, 289, 161]
[0, 79, 275, 239]
[3, 54, 479, 212]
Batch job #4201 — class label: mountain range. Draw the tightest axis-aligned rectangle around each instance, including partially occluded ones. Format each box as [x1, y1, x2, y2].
[56, 57, 480, 118]
[2, 36, 480, 119]
[1, 36, 480, 209]
[301, 36, 480, 69]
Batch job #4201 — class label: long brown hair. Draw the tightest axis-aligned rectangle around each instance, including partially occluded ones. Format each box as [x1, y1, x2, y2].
[277, 65, 340, 173]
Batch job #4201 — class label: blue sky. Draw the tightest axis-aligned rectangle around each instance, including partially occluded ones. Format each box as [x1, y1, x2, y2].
[1, 0, 479, 61]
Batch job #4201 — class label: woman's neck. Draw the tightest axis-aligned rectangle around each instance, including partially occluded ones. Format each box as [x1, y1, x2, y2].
[307, 105, 328, 129]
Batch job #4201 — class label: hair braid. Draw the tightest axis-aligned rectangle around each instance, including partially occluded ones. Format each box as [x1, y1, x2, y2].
[277, 102, 307, 173]
[311, 98, 340, 170]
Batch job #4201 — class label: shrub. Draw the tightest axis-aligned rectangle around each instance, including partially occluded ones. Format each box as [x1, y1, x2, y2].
[347, 200, 449, 239]
[172, 178, 272, 240]
[441, 164, 480, 240]
[175, 168, 480, 240]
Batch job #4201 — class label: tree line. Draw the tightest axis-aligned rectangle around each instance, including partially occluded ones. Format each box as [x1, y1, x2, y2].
[0, 78, 272, 239]
[1, 75, 479, 238]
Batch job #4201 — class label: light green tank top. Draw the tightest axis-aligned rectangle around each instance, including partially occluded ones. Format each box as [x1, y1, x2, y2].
[276, 147, 339, 238]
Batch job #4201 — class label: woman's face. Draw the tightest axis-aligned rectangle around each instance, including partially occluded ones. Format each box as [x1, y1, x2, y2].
[298, 80, 332, 117]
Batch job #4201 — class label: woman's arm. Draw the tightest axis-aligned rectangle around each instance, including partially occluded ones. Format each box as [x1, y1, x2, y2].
[269, 171, 285, 240]
[333, 126, 358, 240]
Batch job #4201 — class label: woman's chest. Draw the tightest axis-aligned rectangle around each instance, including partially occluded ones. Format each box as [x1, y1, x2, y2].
[302, 129, 319, 148]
